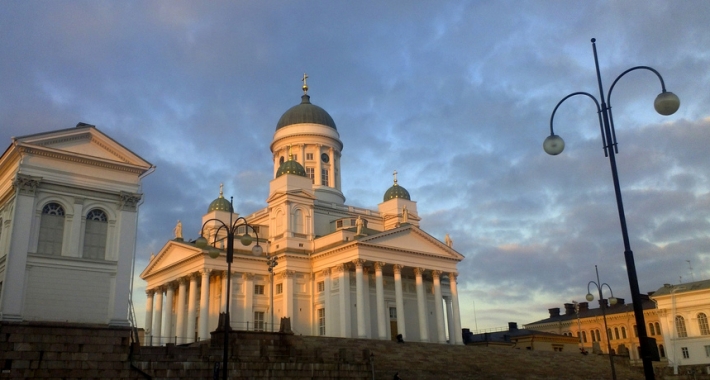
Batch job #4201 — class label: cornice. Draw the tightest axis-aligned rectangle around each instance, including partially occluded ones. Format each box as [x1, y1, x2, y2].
[17, 144, 149, 175]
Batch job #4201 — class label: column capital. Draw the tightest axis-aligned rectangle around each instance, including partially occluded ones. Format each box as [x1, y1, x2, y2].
[165, 281, 178, 290]
[352, 259, 366, 268]
[201, 269, 212, 277]
[12, 174, 41, 196]
[178, 276, 189, 285]
[146, 289, 155, 297]
[393, 264, 404, 274]
[321, 268, 331, 276]
[374, 262, 386, 271]
[413, 267, 425, 276]
[242, 273, 254, 281]
[431, 270, 442, 279]
[280, 270, 295, 279]
[449, 272, 458, 281]
[335, 263, 349, 273]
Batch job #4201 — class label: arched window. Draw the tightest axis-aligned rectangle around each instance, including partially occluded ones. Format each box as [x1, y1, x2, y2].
[596, 330, 601, 342]
[654, 322, 661, 335]
[293, 209, 304, 234]
[614, 327, 620, 340]
[591, 330, 596, 342]
[675, 316, 688, 338]
[582, 331, 587, 343]
[275, 210, 284, 234]
[83, 209, 108, 259]
[38, 202, 65, 255]
[698, 313, 710, 335]
[649, 323, 655, 336]
[621, 326, 627, 339]
[607, 328, 612, 340]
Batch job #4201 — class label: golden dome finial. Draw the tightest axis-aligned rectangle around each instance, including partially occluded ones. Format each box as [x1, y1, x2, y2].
[219, 183, 224, 198]
[288, 144, 293, 160]
[302, 73, 309, 94]
[393, 170, 398, 185]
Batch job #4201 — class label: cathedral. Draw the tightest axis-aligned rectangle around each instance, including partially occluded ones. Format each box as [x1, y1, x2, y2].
[140, 79, 465, 345]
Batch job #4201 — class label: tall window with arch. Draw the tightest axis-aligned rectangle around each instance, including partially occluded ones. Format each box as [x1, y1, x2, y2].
[675, 315, 688, 338]
[698, 312, 710, 335]
[293, 209, 304, 234]
[83, 209, 108, 259]
[649, 323, 656, 336]
[38, 202, 65, 255]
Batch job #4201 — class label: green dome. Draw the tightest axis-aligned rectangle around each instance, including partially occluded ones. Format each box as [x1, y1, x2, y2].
[276, 157, 307, 177]
[208, 185, 233, 212]
[383, 183, 411, 201]
[276, 94, 337, 130]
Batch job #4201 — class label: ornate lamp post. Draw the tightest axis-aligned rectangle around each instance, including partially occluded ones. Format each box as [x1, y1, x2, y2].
[195, 197, 263, 380]
[586, 265, 618, 380]
[543, 38, 679, 380]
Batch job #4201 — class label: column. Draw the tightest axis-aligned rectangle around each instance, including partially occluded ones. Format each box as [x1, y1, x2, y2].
[414, 267, 429, 342]
[283, 270, 295, 318]
[323, 268, 332, 336]
[337, 263, 351, 337]
[432, 270, 446, 343]
[175, 278, 188, 344]
[220, 271, 228, 312]
[198, 269, 211, 341]
[393, 264, 406, 340]
[449, 272, 463, 344]
[445, 297, 454, 344]
[316, 144, 322, 185]
[109, 192, 142, 326]
[162, 282, 175, 344]
[243, 273, 254, 327]
[354, 259, 367, 338]
[374, 262, 387, 340]
[362, 266, 372, 338]
[328, 146, 335, 187]
[187, 274, 198, 343]
[152, 287, 163, 346]
[144, 289, 154, 345]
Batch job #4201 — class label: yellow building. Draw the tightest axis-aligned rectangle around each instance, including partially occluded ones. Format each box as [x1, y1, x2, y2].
[525, 295, 666, 365]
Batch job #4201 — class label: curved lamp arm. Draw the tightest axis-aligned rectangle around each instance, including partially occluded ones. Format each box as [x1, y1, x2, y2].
[544, 92, 603, 155]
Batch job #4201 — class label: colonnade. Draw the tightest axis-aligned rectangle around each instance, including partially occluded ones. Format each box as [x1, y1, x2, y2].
[322, 260, 463, 344]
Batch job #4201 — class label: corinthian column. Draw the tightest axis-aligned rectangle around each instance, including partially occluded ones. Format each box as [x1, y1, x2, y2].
[354, 259, 367, 338]
[449, 272, 463, 344]
[198, 269, 211, 340]
[393, 264, 406, 340]
[187, 273, 198, 343]
[432, 270, 446, 343]
[374, 262, 387, 340]
[414, 267, 429, 342]
[144, 289, 154, 345]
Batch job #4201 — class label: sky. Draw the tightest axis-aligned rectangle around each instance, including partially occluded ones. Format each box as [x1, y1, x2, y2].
[2, 1, 709, 332]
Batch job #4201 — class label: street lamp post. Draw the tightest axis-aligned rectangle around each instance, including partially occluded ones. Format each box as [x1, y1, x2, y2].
[543, 38, 680, 380]
[586, 265, 618, 380]
[266, 254, 278, 331]
[195, 197, 263, 380]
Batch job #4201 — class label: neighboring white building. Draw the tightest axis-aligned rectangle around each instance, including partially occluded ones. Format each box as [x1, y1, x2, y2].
[0, 123, 153, 326]
[140, 83, 465, 345]
[651, 279, 710, 370]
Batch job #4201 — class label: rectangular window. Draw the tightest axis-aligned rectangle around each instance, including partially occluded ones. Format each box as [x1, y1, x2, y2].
[254, 311, 265, 331]
[389, 307, 397, 319]
[318, 308, 326, 336]
[306, 167, 315, 183]
[336, 220, 343, 228]
[681, 347, 689, 359]
[276, 283, 283, 294]
[306, 153, 314, 161]
[704, 345, 710, 357]
[317, 281, 325, 292]
[321, 169, 329, 185]
[254, 284, 265, 295]
[293, 154, 298, 161]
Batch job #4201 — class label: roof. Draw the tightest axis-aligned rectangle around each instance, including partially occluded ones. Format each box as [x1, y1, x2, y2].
[275, 94, 337, 130]
[651, 279, 710, 297]
[525, 296, 657, 326]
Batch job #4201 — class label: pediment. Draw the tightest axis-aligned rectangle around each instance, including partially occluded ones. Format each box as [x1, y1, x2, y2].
[15, 125, 152, 169]
[140, 240, 203, 278]
[359, 225, 464, 260]
[266, 188, 316, 203]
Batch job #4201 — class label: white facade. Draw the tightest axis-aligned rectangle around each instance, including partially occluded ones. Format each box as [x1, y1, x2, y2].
[0, 123, 153, 326]
[651, 280, 710, 370]
[140, 86, 465, 345]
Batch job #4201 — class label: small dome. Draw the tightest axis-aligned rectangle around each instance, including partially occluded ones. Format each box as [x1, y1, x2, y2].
[276, 94, 337, 130]
[383, 170, 411, 201]
[383, 183, 411, 201]
[276, 157, 307, 178]
[208, 185, 233, 213]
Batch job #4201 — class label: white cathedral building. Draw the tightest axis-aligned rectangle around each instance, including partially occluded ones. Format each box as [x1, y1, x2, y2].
[141, 81, 465, 345]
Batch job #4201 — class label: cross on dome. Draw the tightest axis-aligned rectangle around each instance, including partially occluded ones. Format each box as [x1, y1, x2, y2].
[302, 73, 309, 94]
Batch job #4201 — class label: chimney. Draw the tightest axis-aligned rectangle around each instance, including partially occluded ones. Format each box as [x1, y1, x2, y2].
[564, 303, 575, 315]
[549, 308, 560, 318]
[599, 299, 609, 308]
[508, 322, 518, 331]
[579, 302, 589, 312]
[614, 298, 625, 306]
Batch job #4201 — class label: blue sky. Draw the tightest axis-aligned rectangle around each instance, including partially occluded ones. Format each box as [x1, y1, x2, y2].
[2, 1, 709, 331]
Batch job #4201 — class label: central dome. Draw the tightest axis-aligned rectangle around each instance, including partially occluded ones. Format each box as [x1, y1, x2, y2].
[276, 94, 337, 130]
